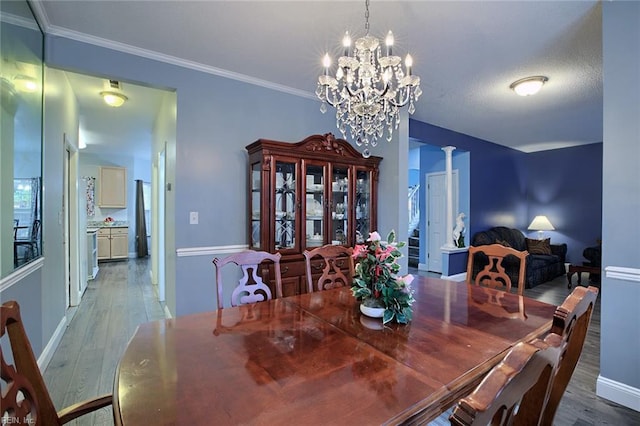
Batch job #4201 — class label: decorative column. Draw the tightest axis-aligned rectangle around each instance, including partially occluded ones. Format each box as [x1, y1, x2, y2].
[442, 146, 456, 249]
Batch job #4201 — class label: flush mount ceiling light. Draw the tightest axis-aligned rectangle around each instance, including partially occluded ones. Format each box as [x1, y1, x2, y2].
[100, 91, 128, 107]
[316, 0, 421, 158]
[510, 76, 548, 96]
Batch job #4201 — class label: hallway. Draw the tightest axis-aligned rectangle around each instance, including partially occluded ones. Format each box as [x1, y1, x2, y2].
[43, 259, 165, 425]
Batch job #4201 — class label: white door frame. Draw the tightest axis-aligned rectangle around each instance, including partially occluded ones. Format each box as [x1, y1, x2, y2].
[65, 135, 83, 307]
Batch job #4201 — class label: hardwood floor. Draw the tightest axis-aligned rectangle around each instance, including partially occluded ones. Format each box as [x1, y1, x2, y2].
[43, 259, 165, 425]
[43, 261, 639, 425]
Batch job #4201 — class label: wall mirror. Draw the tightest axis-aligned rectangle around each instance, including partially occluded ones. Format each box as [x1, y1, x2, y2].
[1, 0, 44, 279]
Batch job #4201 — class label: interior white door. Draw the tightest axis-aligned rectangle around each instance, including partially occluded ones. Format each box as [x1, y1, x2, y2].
[427, 171, 458, 273]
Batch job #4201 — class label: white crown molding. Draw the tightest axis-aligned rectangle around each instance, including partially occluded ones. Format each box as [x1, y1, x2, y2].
[38, 17, 316, 101]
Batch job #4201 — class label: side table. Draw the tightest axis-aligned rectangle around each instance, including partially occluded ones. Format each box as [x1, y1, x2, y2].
[567, 264, 601, 289]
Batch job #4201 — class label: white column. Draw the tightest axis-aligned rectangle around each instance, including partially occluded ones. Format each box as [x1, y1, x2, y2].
[442, 146, 456, 249]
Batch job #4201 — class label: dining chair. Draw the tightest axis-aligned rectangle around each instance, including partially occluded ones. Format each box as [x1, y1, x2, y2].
[540, 285, 599, 425]
[467, 244, 528, 295]
[1, 300, 113, 425]
[14, 219, 41, 262]
[303, 244, 354, 293]
[449, 338, 562, 425]
[213, 250, 283, 309]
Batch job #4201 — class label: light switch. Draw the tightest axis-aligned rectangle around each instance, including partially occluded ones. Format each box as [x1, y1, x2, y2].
[189, 211, 198, 225]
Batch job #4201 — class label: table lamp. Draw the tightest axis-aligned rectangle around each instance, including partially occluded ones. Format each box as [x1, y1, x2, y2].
[528, 215, 555, 240]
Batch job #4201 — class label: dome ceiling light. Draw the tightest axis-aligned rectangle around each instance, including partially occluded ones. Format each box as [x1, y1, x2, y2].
[100, 91, 128, 107]
[510, 76, 548, 96]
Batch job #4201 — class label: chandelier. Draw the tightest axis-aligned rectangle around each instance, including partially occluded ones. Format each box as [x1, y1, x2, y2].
[316, 0, 421, 158]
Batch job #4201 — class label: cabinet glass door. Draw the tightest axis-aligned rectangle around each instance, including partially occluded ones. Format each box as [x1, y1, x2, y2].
[250, 162, 261, 249]
[355, 169, 371, 243]
[330, 165, 349, 245]
[304, 163, 325, 248]
[274, 161, 297, 250]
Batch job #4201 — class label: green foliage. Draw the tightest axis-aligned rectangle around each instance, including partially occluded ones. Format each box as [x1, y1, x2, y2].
[351, 230, 415, 324]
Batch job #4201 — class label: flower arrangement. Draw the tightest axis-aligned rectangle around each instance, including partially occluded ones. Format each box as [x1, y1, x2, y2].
[351, 230, 415, 324]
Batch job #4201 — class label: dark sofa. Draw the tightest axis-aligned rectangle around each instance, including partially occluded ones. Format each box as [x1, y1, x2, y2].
[471, 226, 567, 288]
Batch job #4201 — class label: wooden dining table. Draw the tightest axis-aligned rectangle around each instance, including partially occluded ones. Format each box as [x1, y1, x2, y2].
[113, 276, 557, 425]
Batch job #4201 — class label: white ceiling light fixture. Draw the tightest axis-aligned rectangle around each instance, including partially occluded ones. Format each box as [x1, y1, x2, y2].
[100, 91, 128, 107]
[510, 76, 548, 96]
[316, 0, 421, 158]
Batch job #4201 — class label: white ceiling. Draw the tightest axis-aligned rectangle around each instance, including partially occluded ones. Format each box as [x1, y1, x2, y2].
[34, 0, 603, 156]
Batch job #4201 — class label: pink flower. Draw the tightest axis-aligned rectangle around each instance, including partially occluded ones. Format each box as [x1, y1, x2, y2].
[367, 231, 381, 242]
[352, 244, 368, 259]
[378, 245, 395, 261]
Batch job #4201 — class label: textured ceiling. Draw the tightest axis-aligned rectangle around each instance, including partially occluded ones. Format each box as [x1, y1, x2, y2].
[34, 1, 603, 155]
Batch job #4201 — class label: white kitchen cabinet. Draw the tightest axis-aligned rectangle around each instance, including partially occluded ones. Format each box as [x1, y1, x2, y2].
[99, 166, 127, 208]
[98, 226, 128, 261]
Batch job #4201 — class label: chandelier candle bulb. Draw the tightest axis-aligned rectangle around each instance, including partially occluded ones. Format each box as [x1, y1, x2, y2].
[343, 31, 352, 56]
[385, 31, 394, 56]
[405, 54, 413, 75]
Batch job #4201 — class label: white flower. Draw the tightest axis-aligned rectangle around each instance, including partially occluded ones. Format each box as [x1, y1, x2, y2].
[367, 231, 381, 242]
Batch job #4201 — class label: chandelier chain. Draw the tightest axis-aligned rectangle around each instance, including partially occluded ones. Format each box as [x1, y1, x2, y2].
[364, 0, 370, 34]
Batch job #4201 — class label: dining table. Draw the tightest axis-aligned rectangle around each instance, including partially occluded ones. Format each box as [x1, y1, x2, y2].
[113, 276, 557, 425]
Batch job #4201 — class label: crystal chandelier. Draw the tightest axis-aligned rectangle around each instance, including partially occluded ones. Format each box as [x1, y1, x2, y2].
[316, 0, 421, 158]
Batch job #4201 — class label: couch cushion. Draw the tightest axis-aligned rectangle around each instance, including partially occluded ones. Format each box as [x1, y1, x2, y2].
[526, 238, 552, 255]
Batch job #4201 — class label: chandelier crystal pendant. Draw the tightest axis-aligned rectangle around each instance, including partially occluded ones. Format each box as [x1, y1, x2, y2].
[316, 0, 421, 158]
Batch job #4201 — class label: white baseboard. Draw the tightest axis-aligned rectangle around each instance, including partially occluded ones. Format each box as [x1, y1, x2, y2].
[597, 375, 640, 412]
[418, 263, 429, 271]
[37, 315, 67, 372]
[163, 305, 173, 319]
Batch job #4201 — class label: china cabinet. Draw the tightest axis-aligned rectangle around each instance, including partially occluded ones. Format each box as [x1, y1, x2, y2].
[246, 133, 381, 297]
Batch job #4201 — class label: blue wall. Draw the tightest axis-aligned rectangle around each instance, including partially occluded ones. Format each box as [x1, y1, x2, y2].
[526, 143, 603, 263]
[410, 120, 603, 268]
[410, 119, 528, 238]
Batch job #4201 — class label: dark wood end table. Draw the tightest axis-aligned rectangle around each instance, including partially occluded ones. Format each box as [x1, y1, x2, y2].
[567, 264, 600, 289]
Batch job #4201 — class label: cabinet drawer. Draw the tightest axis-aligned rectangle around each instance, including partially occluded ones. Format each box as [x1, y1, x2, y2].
[98, 228, 111, 237]
[110, 227, 128, 236]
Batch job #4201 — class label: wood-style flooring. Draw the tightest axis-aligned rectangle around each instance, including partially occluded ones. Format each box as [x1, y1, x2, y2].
[42, 260, 640, 425]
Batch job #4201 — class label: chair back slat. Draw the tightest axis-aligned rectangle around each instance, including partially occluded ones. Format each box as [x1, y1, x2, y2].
[541, 285, 599, 424]
[467, 244, 528, 295]
[2, 301, 63, 425]
[450, 339, 561, 426]
[303, 245, 354, 293]
[213, 250, 283, 309]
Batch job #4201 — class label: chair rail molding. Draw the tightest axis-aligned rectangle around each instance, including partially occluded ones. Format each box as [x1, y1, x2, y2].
[176, 244, 249, 257]
[605, 266, 640, 283]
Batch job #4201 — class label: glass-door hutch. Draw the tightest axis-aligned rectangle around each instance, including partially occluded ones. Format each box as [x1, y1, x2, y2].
[246, 133, 381, 297]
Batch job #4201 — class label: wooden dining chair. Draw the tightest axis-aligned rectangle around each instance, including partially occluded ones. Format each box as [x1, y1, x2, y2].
[467, 244, 528, 295]
[450, 339, 562, 425]
[213, 250, 283, 309]
[303, 244, 354, 293]
[1, 300, 113, 425]
[540, 285, 599, 425]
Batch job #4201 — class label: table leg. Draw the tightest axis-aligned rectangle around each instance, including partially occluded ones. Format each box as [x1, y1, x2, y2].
[567, 271, 574, 289]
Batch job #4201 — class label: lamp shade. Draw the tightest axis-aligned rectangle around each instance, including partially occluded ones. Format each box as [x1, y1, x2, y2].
[528, 215, 555, 231]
